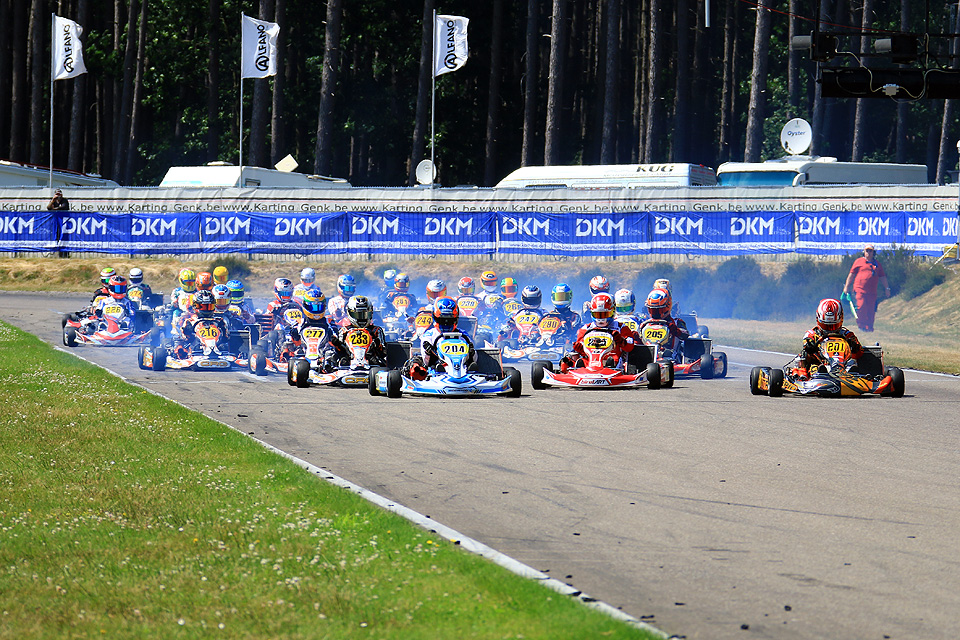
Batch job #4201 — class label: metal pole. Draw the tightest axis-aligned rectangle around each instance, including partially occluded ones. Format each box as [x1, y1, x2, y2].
[49, 13, 55, 190]
[239, 78, 243, 188]
[704, 0, 710, 28]
[430, 9, 436, 187]
[956, 140, 960, 258]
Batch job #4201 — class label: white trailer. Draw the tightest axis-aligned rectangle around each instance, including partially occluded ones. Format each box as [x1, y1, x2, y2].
[495, 163, 717, 189]
[717, 156, 929, 187]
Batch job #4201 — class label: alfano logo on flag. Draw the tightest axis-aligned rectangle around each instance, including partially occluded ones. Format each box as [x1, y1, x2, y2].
[434, 15, 468, 77]
[241, 14, 280, 79]
[52, 15, 87, 81]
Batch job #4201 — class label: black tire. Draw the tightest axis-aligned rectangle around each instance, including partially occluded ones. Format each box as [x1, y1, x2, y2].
[888, 366, 905, 398]
[138, 346, 148, 370]
[662, 362, 675, 388]
[151, 346, 167, 371]
[749, 366, 764, 395]
[250, 348, 267, 376]
[531, 360, 550, 390]
[149, 326, 163, 347]
[294, 359, 311, 388]
[368, 366, 382, 396]
[504, 367, 522, 397]
[716, 352, 728, 378]
[496, 339, 509, 349]
[61, 314, 72, 329]
[286, 358, 297, 386]
[63, 326, 77, 347]
[386, 369, 402, 398]
[701, 354, 714, 379]
[768, 368, 785, 397]
[646, 362, 661, 390]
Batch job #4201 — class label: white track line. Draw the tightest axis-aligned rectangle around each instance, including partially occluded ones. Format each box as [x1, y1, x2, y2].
[53, 344, 667, 638]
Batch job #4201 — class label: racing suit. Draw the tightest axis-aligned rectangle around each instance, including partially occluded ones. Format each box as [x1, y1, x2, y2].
[404, 323, 477, 380]
[178, 313, 231, 355]
[327, 323, 388, 368]
[544, 307, 582, 342]
[638, 316, 689, 352]
[796, 326, 864, 377]
[497, 305, 545, 343]
[127, 283, 154, 309]
[561, 319, 638, 370]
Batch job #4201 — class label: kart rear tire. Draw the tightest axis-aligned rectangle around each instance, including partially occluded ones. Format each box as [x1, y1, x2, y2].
[715, 352, 728, 378]
[749, 366, 764, 395]
[368, 367, 382, 396]
[149, 326, 163, 347]
[662, 362, 675, 388]
[531, 360, 551, 390]
[504, 367, 522, 397]
[250, 348, 267, 376]
[63, 327, 77, 347]
[294, 359, 311, 388]
[646, 362, 661, 390]
[138, 346, 148, 370]
[508, 338, 520, 349]
[768, 368, 784, 397]
[386, 369, 402, 398]
[151, 347, 167, 372]
[286, 358, 297, 386]
[701, 354, 714, 379]
[887, 366, 905, 398]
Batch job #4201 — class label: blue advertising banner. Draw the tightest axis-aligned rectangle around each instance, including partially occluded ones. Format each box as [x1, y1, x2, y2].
[58, 212, 128, 253]
[201, 211, 346, 254]
[347, 211, 497, 255]
[836, 211, 907, 254]
[900, 211, 959, 254]
[794, 211, 845, 254]
[651, 210, 795, 254]
[498, 211, 650, 256]
[0, 212, 58, 252]
[130, 212, 201, 254]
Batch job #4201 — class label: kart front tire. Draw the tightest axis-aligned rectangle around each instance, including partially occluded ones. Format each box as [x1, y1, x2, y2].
[701, 354, 714, 379]
[63, 327, 77, 347]
[368, 367, 382, 396]
[768, 368, 785, 397]
[646, 362, 661, 390]
[749, 366, 764, 395]
[138, 346, 148, 370]
[504, 367, 522, 397]
[286, 358, 297, 386]
[386, 369, 402, 398]
[250, 348, 267, 376]
[151, 347, 167, 371]
[531, 360, 551, 390]
[715, 352, 728, 378]
[662, 361, 675, 388]
[887, 366, 905, 398]
[294, 359, 311, 388]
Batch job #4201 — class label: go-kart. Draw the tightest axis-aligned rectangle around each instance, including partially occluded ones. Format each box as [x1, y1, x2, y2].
[638, 319, 727, 379]
[531, 329, 671, 390]
[137, 318, 253, 372]
[286, 326, 403, 388]
[127, 285, 164, 311]
[370, 335, 521, 398]
[749, 337, 905, 398]
[248, 305, 306, 375]
[501, 313, 574, 363]
[62, 302, 154, 347]
[497, 309, 543, 358]
[456, 295, 482, 317]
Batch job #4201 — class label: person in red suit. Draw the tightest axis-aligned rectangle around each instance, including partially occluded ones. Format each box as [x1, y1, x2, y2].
[843, 244, 891, 332]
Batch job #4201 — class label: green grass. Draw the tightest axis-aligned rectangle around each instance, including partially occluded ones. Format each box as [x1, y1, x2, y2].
[0, 322, 658, 640]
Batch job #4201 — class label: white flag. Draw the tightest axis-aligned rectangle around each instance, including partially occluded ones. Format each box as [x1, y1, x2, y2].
[241, 14, 280, 79]
[52, 15, 87, 81]
[433, 15, 469, 77]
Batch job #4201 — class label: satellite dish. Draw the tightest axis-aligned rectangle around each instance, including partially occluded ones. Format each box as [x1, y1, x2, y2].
[780, 118, 812, 155]
[415, 159, 436, 186]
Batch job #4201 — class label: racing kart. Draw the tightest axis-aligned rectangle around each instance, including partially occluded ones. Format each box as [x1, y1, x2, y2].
[286, 326, 404, 388]
[500, 313, 574, 363]
[62, 302, 154, 347]
[497, 309, 543, 359]
[749, 337, 905, 398]
[637, 319, 727, 379]
[530, 329, 672, 390]
[370, 334, 521, 398]
[137, 318, 254, 372]
[248, 305, 306, 375]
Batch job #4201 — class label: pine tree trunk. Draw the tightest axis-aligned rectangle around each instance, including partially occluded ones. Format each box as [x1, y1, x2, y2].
[270, 0, 286, 166]
[851, 0, 873, 161]
[0, 0, 11, 159]
[248, 0, 274, 169]
[521, 0, 539, 166]
[112, 0, 139, 181]
[671, 0, 690, 162]
[483, 0, 504, 185]
[408, 0, 434, 184]
[600, 0, 620, 164]
[788, 0, 800, 115]
[69, 0, 91, 172]
[28, 0, 45, 165]
[744, 0, 772, 162]
[315, 0, 342, 176]
[718, 0, 735, 162]
[644, 0, 665, 162]
[9, 0, 28, 161]
[124, 0, 148, 185]
[544, 0, 567, 165]
[936, 5, 960, 183]
[206, 0, 220, 162]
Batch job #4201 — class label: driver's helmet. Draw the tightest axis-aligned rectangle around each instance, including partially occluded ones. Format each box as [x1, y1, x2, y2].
[108, 275, 128, 300]
[301, 288, 327, 320]
[196, 272, 214, 291]
[458, 276, 475, 296]
[194, 290, 216, 318]
[99, 267, 117, 286]
[500, 277, 519, 299]
[177, 268, 197, 293]
[128, 267, 144, 285]
[394, 272, 410, 293]
[653, 278, 672, 295]
[521, 285, 542, 309]
[433, 296, 460, 332]
[483, 292, 504, 311]
[212, 284, 230, 311]
[383, 268, 398, 287]
[346, 295, 373, 328]
[615, 288, 636, 314]
[226, 279, 244, 303]
[480, 270, 499, 293]
[551, 283, 573, 309]
[426, 279, 447, 302]
[213, 266, 229, 285]
[299, 267, 316, 286]
[274, 277, 294, 302]
[645, 288, 671, 320]
[816, 298, 843, 332]
[589, 275, 610, 295]
[337, 274, 356, 297]
[590, 293, 616, 327]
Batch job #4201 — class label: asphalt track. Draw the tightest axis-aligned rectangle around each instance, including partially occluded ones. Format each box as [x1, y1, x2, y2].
[3, 291, 959, 640]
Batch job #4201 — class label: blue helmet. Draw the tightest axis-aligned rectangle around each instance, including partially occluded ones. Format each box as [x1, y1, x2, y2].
[337, 274, 356, 296]
[383, 268, 398, 286]
[433, 296, 459, 331]
[226, 279, 244, 302]
[301, 288, 327, 320]
[551, 283, 573, 309]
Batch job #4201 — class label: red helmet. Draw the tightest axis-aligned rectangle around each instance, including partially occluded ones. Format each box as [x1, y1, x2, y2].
[590, 293, 615, 327]
[816, 298, 843, 331]
[196, 272, 214, 291]
[108, 275, 128, 300]
[589, 275, 610, 295]
[458, 276, 475, 296]
[645, 288, 672, 320]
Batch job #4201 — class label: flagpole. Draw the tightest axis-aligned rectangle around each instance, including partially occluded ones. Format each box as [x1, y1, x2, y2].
[430, 9, 436, 188]
[49, 13, 55, 190]
[239, 78, 243, 188]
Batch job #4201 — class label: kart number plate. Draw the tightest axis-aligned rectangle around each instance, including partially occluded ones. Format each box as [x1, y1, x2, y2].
[503, 300, 521, 315]
[347, 330, 371, 347]
[642, 326, 668, 343]
[823, 339, 850, 355]
[620, 318, 639, 331]
[539, 317, 561, 332]
[104, 305, 124, 315]
[196, 324, 221, 340]
[415, 312, 433, 328]
[439, 340, 468, 355]
[284, 309, 304, 324]
[585, 332, 613, 349]
[394, 298, 410, 310]
[458, 298, 478, 311]
[303, 327, 326, 340]
[515, 312, 539, 326]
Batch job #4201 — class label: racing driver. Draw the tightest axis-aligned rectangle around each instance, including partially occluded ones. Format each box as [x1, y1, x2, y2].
[794, 298, 864, 378]
[560, 292, 638, 371]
